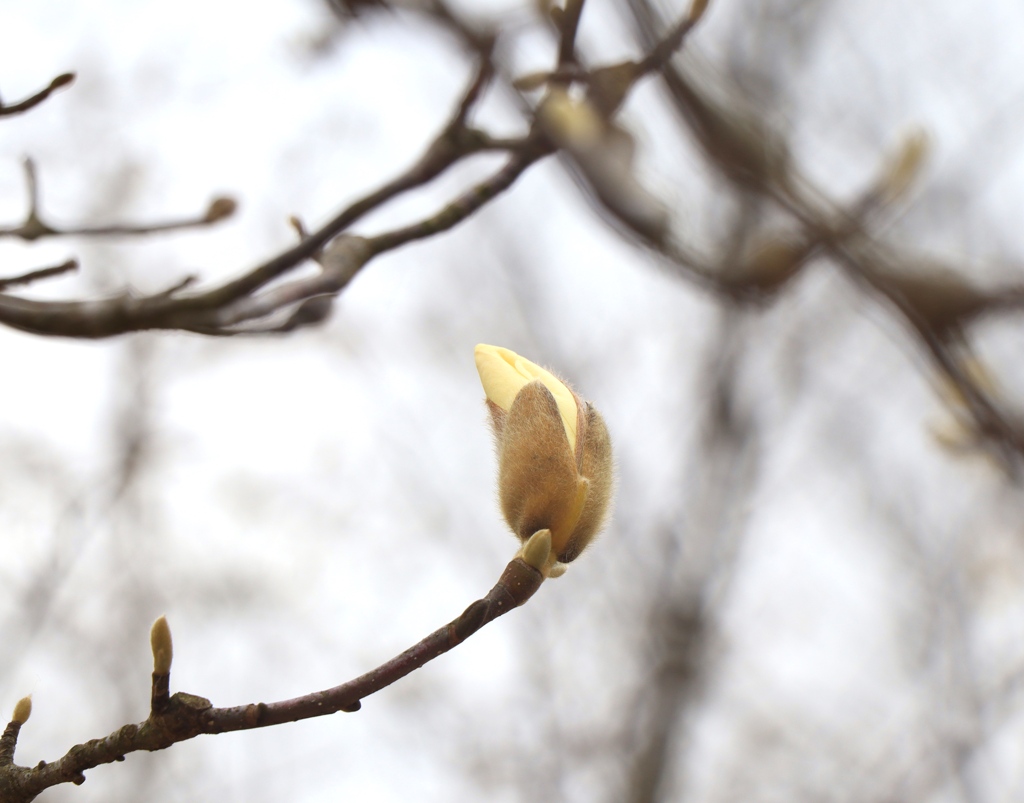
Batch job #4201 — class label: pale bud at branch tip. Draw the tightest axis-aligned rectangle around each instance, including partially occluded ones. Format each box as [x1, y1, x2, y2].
[12, 696, 32, 725]
[151, 615, 173, 674]
[521, 529, 553, 571]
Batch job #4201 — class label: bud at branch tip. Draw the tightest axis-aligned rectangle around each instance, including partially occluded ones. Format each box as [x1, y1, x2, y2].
[151, 616, 173, 674]
[521, 529, 553, 571]
[204, 196, 237, 223]
[12, 696, 31, 725]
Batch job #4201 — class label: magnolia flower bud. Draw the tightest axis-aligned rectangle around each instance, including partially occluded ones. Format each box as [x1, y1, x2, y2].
[475, 345, 613, 576]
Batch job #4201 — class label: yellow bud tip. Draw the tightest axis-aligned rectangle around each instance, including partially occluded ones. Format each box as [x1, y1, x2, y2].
[521, 529, 553, 571]
[548, 563, 568, 578]
[474, 344, 579, 452]
[150, 616, 173, 674]
[12, 696, 31, 725]
[204, 196, 238, 222]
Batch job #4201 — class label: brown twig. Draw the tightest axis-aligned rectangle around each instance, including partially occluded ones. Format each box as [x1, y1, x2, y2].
[556, 0, 588, 70]
[0, 559, 544, 803]
[0, 73, 75, 118]
[368, 143, 550, 254]
[0, 159, 237, 242]
[0, 53, 541, 338]
[0, 259, 78, 291]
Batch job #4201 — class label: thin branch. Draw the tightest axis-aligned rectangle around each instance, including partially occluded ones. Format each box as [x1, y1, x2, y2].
[0, 56, 539, 338]
[635, 0, 709, 76]
[1, 558, 544, 803]
[556, 0, 588, 70]
[181, 55, 521, 313]
[0, 260, 78, 291]
[0, 159, 237, 241]
[0, 73, 75, 118]
[369, 143, 550, 254]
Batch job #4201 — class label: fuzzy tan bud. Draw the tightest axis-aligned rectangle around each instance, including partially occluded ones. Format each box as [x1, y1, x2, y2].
[150, 616, 173, 674]
[11, 696, 31, 725]
[476, 345, 614, 575]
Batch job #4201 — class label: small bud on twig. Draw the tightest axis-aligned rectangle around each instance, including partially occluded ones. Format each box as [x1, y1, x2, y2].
[882, 128, 929, 202]
[150, 616, 173, 674]
[204, 196, 238, 223]
[11, 696, 31, 725]
[50, 73, 76, 91]
[520, 529, 554, 571]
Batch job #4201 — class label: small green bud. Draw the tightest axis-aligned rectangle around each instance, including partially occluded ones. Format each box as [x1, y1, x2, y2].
[520, 529, 554, 571]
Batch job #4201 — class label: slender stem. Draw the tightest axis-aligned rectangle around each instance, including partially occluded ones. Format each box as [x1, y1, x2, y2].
[0, 73, 75, 118]
[9, 560, 544, 802]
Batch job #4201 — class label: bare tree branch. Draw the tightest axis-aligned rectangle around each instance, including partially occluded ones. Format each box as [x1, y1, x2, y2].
[0, 259, 78, 291]
[0, 55, 536, 338]
[0, 558, 545, 803]
[0, 158, 237, 242]
[0, 72, 75, 118]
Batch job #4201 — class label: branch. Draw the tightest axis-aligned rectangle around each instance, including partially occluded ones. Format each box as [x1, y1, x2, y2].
[555, 0, 588, 70]
[0, 558, 545, 803]
[369, 143, 550, 254]
[0, 259, 78, 291]
[0, 159, 237, 241]
[0, 54, 543, 338]
[0, 73, 75, 118]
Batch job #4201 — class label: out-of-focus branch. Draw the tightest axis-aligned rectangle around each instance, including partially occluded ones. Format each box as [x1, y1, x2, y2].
[621, 0, 1024, 469]
[369, 143, 549, 253]
[0, 73, 75, 118]
[0, 559, 544, 803]
[555, 0, 588, 70]
[0, 259, 78, 291]
[0, 159, 237, 242]
[0, 55, 541, 338]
